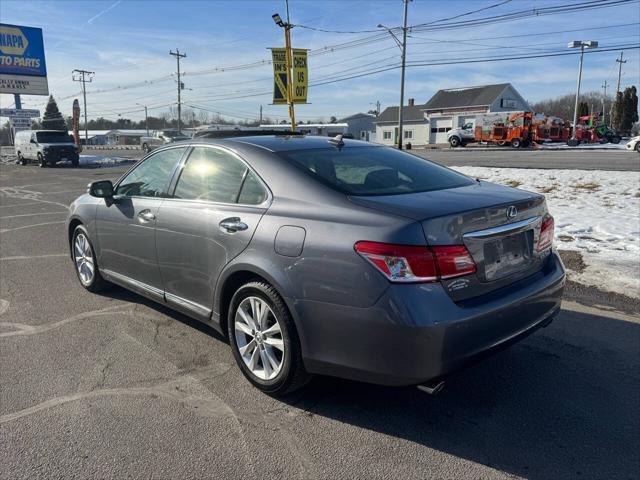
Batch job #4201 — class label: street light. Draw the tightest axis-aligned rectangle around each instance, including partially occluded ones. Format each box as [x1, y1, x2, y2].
[136, 103, 149, 136]
[272, 11, 296, 132]
[568, 40, 598, 146]
[377, 0, 410, 149]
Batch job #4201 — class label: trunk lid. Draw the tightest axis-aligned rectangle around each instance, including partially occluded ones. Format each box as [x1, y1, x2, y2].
[349, 181, 550, 301]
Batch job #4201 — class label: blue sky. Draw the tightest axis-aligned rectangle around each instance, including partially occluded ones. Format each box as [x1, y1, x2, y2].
[1, 0, 639, 123]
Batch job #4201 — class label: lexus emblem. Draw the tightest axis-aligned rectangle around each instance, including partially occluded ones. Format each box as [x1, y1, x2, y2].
[506, 206, 518, 219]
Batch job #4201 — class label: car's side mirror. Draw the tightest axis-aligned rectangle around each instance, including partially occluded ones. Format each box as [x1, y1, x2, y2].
[30, 139, 36, 144]
[88, 180, 114, 198]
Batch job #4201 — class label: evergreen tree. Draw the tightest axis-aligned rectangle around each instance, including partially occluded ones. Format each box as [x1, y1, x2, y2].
[611, 91, 624, 132]
[578, 102, 589, 118]
[41, 96, 67, 131]
[620, 86, 638, 135]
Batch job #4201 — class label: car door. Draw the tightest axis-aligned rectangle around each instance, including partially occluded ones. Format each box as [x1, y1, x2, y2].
[95, 146, 187, 300]
[155, 145, 270, 320]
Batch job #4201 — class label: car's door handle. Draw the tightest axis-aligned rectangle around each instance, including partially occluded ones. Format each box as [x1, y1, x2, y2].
[219, 217, 248, 233]
[137, 209, 156, 222]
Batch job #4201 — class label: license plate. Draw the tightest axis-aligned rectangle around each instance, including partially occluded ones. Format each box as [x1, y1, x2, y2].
[483, 231, 532, 281]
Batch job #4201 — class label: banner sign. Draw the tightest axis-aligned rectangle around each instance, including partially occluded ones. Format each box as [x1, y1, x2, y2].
[270, 48, 307, 105]
[0, 108, 40, 118]
[0, 23, 48, 95]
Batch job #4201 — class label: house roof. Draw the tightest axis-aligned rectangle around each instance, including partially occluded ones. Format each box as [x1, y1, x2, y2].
[423, 83, 511, 111]
[375, 103, 428, 124]
[338, 113, 375, 122]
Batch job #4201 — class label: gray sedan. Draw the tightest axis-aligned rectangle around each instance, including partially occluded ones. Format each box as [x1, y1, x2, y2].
[66, 136, 565, 395]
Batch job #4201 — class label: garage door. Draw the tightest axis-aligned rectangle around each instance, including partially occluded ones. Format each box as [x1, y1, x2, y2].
[429, 117, 452, 144]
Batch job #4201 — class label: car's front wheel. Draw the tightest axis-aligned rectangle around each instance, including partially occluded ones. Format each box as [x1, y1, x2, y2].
[228, 281, 310, 395]
[37, 153, 46, 168]
[72, 225, 108, 292]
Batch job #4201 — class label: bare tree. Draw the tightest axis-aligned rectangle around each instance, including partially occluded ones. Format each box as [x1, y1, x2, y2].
[197, 110, 210, 126]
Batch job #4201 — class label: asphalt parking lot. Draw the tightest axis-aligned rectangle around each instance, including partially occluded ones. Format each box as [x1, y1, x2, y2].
[1, 160, 639, 479]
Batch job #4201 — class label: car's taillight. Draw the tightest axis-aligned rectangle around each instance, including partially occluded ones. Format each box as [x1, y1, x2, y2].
[537, 216, 554, 252]
[354, 241, 476, 283]
[432, 245, 477, 279]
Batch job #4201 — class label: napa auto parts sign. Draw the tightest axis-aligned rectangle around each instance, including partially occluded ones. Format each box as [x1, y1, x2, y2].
[0, 23, 49, 95]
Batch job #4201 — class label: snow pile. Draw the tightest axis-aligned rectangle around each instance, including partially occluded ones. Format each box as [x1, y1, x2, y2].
[536, 142, 627, 150]
[452, 166, 640, 298]
[78, 155, 136, 167]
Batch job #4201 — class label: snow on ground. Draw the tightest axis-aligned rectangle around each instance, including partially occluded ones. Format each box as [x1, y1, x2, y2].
[78, 155, 136, 167]
[536, 142, 627, 150]
[452, 166, 640, 298]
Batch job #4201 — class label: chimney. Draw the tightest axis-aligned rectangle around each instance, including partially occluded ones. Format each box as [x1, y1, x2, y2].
[408, 98, 415, 106]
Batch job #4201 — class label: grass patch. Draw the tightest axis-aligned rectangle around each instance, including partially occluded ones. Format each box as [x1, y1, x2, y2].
[505, 179, 523, 188]
[539, 184, 559, 193]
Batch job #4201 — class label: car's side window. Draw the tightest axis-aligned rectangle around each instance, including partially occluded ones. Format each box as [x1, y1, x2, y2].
[173, 146, 266, 204]
[116, 147, 186, 198]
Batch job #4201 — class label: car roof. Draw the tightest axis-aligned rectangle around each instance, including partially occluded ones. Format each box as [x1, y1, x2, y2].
[183, 135, 379, 153]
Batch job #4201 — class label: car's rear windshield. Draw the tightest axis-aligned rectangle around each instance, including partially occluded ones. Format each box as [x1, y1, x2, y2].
[277, 146, 474, 196]
[36, 132, 72, 143]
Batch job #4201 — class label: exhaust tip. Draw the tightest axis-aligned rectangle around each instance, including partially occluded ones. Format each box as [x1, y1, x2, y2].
[417, 381, 445, 395]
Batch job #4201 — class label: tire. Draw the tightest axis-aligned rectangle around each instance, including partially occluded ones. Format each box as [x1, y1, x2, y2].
[142, 143, 149, 154]
[37, 153, 46, 168]
[71, 157, 79, 167]
[636, 142, 640, 153]
[599, 136, 608, 144]
[610, 135, 621, 145]
[228, 281, 311, 395]
[511, 138, 521, 149]
[449, 136, 460, 148]
[71, 225, 109, 292]
[17, 152, 27, 166]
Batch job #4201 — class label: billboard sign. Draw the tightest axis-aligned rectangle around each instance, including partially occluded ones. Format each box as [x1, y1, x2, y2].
[270, 48, 307, 105]
[0, 23, 48, 95]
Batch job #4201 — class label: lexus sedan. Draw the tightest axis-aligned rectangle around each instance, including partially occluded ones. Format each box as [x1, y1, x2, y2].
[67, 136, 565, 395]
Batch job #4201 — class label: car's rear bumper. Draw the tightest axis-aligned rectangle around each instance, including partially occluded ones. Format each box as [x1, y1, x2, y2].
[293, 251, 565, 386]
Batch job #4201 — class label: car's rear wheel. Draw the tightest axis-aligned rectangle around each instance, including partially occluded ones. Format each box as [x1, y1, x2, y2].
[17, 152, 27, 165]
[37, 153, 46, 168]
[610, 135, 621, 144]
[72, 225, 108, 292]
[511, 138, 521, 148]
[228, 281, 310, 395]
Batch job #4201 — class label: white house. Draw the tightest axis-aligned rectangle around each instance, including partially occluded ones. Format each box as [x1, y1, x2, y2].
[422, 83, 530, 144]
[375, 83, 530, 146]
[373, 99, 429, 147]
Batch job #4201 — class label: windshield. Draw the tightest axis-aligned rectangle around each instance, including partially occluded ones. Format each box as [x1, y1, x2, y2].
[162, 130, 188, 139]
[36, 132, 72, 144]
[277, 146, 474, 196]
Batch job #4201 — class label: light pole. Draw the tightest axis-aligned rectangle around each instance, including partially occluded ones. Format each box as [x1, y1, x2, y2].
[568, 40, 598, 146]
[137, 103, 149, 136]
[272, 11, 296, 132]
[378, 0, 410, 149]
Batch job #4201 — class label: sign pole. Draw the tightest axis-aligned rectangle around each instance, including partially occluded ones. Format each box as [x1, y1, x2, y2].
[284, 26, 296, 132]
[14, 94, 21, 109]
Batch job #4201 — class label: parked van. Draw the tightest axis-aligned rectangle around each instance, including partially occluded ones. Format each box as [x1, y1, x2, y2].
[15, 130, 79, 167]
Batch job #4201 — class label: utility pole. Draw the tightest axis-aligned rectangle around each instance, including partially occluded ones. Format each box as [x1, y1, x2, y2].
[378, 0, 410, 149]
[169, 49, 186, 131]
[259, 105, 263, 124]
[72, 69, 95, 143]
[615, 51, 626, 93]
[601, 80, 608, 126]
[137, 103, 149, 136]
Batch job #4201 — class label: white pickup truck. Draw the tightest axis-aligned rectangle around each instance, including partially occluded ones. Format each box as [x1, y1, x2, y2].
[446, 123, 475, 148]
[140, 130, 190, 153]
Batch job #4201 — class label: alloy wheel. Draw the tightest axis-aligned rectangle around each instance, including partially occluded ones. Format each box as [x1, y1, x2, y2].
[234, 296, 285, 381]
[74, 233, 95, 285]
